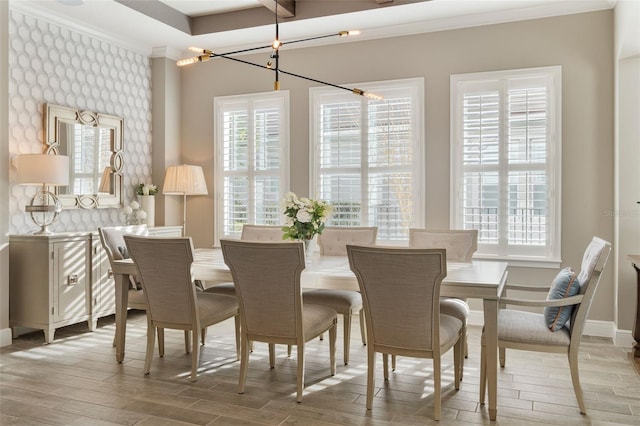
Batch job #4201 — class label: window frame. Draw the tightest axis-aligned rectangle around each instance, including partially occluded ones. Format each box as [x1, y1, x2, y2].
[309, 77, 425, 244]
[213, 90, 290, 245]
[450, 66, 562, 267]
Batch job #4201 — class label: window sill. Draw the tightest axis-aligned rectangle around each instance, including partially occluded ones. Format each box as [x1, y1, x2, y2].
[473, 254, 562, 269]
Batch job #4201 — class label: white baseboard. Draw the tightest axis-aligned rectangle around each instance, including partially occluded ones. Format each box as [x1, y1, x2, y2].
[468, 310, 629, 346]
[0, 328, 12, 347]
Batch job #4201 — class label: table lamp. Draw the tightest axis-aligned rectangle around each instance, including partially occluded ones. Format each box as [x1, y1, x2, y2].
[17, 153, 70, 235]
[162, 164, 207, 236]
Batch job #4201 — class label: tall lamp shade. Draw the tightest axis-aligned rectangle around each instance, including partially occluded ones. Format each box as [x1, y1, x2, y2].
[163, 164, 207, 236]
[17, 154, 70, 235]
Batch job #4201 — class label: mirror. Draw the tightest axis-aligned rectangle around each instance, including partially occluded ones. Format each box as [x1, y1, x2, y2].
[44, 103, 124, 209]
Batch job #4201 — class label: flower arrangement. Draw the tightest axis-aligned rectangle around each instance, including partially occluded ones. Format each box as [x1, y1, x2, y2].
[136, 183, 158, 196]
[281, 192, 333, 241]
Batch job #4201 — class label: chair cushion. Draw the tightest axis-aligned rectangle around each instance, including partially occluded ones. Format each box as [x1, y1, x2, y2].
[544, 267, 579, 331]
[196, 293, 239, 327]
[440, 298, 469, 322]
[498, 309, 571, 346]
[302, 289, 362, 314]
[302, 303, 338, 341]
[203, 282, 236, 296]
[440, 314, 464, 349]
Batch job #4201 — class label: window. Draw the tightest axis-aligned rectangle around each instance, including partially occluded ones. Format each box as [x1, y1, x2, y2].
[214, 91, 289, 243]
[450, 66, 561, 264]
[310, 78, 424, 242]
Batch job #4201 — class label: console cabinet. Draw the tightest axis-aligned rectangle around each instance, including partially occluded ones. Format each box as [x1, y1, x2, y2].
[9, 226, 182, 343]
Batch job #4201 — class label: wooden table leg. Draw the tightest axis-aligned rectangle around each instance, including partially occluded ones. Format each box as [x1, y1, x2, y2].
[483, 298, 498, 421]
[114, 272, 129, 363]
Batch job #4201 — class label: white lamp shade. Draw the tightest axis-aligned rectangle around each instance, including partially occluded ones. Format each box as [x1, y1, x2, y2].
[17, 154, 70, 186]
[163, 164, 208, 195]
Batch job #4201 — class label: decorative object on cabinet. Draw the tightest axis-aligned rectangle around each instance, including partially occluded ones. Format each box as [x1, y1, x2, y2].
[44, 103, 124, 209]
[162, 165, 207, 237]
[136, 183, 157, 227]
[16, 153, 70, 235]
[122, 200, 146, 225]
[8, 226, 183, 344]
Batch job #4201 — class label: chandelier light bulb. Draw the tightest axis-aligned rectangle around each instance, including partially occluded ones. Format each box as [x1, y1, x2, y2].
[272, 39, 282, 49]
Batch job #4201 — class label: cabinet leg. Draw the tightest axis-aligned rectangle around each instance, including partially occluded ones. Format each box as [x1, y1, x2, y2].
[88, 318, 97, 332]
[43, 327, 55, 344]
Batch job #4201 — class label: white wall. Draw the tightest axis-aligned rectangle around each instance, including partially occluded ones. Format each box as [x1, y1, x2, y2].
[181, 11, 616, 324]
[6, 10, 153, 235]
[614, 0, 640, 343]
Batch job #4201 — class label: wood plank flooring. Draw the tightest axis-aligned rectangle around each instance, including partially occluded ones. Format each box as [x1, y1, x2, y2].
[2, 311, 639, 425]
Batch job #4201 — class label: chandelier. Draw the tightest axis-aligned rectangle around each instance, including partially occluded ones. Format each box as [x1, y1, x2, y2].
[177, 1, 382, 100]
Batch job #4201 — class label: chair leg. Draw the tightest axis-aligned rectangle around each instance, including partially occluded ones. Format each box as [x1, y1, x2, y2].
[569, 349, 587, 414]
[287, 345, 292, 357]
[238, 333, 250, 394]
[343, 313, 352, 365]
[234, 316, 241, 361]
[499, 347, 505, 368]
[200, 327, 207, 345]
[479, 340, 486, 405]
[329, 320, 337, 376]
[156, 324, 165, 357]
[460, 323, 467, 380]
[383, 353, 389, 380]
[453, 335, 462, 390]
[366, 347, 375, 410]
[184, 330, 191, 354]
[359, 309, 367, 345]
[269, 343, 276, 368]
[190, 329, 200, 382]
[391, 354, 396, 371]
[144, 323, 156, 375]
[434, 353, 441, 421]
[296, 342, 305, 403]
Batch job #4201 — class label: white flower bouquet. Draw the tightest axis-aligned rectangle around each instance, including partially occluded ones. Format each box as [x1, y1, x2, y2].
[281, 192, 333, 241]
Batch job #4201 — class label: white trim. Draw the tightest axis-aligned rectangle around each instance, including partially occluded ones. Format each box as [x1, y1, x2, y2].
[0, 328, 12, 347]
[615, 329, 634, 349]
[151, 46, 182, 61]
[9, 1, 151, 57]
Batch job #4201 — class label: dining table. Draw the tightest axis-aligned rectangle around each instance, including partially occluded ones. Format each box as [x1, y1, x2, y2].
[111, 247, 508, 420]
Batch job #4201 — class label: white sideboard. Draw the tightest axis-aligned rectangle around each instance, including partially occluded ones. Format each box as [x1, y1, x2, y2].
[9, 226, 182, 343]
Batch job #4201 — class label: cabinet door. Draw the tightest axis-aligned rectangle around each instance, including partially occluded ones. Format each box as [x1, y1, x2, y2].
[53, 240, 90, 322]
[92, 240, 116, 316]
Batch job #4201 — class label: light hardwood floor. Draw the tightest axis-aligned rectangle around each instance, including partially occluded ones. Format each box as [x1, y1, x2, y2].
[2, 311, 639, 425]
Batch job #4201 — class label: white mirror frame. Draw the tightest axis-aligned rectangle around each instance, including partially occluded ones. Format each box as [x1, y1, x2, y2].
[44, 103, 124, 209]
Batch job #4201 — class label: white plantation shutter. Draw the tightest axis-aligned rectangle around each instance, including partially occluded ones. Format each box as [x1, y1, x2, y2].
[214, 92, 289, 243]
[451, 67, 561, 263]
[311, 78, 424, 242]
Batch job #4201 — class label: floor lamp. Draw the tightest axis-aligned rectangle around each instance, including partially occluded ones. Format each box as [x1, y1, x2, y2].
[162, 164, 208, 237]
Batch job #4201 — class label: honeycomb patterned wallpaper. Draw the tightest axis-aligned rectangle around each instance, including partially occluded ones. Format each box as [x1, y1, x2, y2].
[8, 10, 152, 235]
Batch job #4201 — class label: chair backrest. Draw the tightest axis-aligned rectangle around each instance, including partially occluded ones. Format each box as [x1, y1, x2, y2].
[240, 224, 284, 242]
[98, 225, 148, 265]
[347, 245, 447, 353]
[220, 239, 304, 340]
[124, 236, 198, 328]
[317, 226, 378, 256]
[569, 237, 612, 340]
[409, 229, 478, 263]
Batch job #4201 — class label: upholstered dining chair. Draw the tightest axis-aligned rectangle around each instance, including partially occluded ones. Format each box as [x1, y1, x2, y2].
[303, 226, 377, 364]
[203, 225, 285, 297]
[124, 236, 240, 382]
[479, 236, 611, 415]
[220, 239, 337, 403]
[405, 228, 478, 375]
[99, 225, 189, 355]
[347, 245, 463, 420]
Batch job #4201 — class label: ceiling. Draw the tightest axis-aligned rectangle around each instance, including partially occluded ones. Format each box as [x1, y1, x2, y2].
[13, 0, 615, 58]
